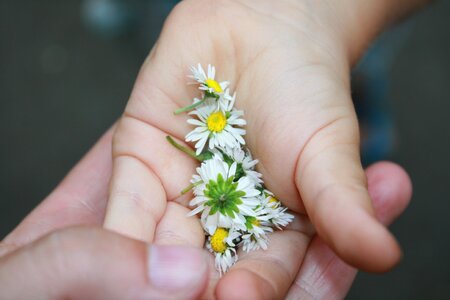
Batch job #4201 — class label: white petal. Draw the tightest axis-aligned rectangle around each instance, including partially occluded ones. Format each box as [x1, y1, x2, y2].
[187, 119, 205, 126]
[188, 205, 205, 216]
[195, 135, 209, 154]
[228, 162, 237, 178]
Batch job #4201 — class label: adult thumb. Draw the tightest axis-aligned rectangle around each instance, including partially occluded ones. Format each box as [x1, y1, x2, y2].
[0, 226, 209, 300]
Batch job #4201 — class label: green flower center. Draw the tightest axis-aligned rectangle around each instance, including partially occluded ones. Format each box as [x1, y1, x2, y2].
[245, 216, 259, 229]
[204, 173, 245, 218]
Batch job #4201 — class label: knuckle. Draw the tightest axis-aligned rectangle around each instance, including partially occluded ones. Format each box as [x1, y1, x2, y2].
[155, 229, 188, 245]
[110, 187, 156, 217]
[42, 227, 103, 274]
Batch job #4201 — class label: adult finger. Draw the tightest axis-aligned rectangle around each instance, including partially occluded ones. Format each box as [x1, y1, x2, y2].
[154, 202, 224, 299]
[1, 127, 114, 254]
[0, 226, 209, 300]
[295, 90, 401, 272]
[287, 161, 412, 299]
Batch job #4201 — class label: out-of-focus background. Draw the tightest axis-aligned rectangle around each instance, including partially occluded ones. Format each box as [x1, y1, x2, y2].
[0, 0, 449, 298]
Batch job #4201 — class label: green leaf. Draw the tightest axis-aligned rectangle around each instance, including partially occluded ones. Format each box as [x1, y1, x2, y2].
[235, 163, 245, 180]
[197, 151, 214, 161]
[222, 154, 234, 166]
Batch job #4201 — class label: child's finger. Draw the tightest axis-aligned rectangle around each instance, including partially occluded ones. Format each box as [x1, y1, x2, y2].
[103, 115, 197, 241]
[103, 58, 203, 242]
[295, 114, 401, 272]
[287, 161, 412, 299]
[216, 161, 411, 300]
[216, 213, 313, 300]
[154, 202, 205, 247]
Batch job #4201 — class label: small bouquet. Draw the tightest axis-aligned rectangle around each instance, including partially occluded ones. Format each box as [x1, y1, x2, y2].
[167, 64, 293, 274]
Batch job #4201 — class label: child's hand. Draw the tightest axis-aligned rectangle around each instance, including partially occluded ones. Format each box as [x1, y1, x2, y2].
[101, 0, 419, 297]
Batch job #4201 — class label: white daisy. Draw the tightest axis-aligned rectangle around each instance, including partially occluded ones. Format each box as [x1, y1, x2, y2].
[174, 64, 232, 115]
[190, 92, 233, 115]
[185, 100, 246, 155]
[200, 208, 247, 234]
[215, 146, 263, 186]
[262, 192, 294, 229]
[190, 63, 230, 97]
[206, 227, 240, 275]
[242, 231, 269, 252]
[269, 206, 295, 229]
[188, 158, 260, 235]
[241, 203, 273, 252]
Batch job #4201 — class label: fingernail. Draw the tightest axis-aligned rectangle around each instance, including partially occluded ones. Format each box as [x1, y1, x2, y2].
[148, 245, 207, 292]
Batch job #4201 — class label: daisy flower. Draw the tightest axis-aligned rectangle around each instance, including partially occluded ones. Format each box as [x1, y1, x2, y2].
[169, 63, 296, 274]
[190, 63, 229, 97]
[188, 158, 260, 235]
[269, 206, 295, 229]
[185, 100, 246, 155]
[206, 227, 240, 275]
[262, 193, 295, 229]
[174, 64, 232, 115]
[215, 146, 263, 186]
[190, 92, 233, 115]
[242, 230, 269, 252]
[262, 189, 281, 208]
[241, 202, 273, 252]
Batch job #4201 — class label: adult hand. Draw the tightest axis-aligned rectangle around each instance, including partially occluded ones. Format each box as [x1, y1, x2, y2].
[0, 227, 210, 299]
[0, 130, 410, 299]
[0, 130, 210, 300]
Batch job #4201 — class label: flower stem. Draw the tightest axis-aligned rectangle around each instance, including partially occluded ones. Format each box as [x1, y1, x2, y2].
[174, 98, 206, 115]
[181, 181, 203, 195]
[166, 136, 200, 160]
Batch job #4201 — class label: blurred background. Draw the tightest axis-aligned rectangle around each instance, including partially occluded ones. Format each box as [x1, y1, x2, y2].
[0, 0, 449, 298]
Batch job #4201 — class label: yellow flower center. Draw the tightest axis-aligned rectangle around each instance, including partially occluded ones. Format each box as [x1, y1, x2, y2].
[269, 196, 278, 203]
[251, 219, 260, 227]
[205, 78, 223, 93]
[269, 196, 280, 207]
[207, 111, 227, 133]
[211, 228, 229, 253]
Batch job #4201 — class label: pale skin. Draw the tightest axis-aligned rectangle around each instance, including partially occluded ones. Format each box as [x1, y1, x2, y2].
[0, 129, 411, 299]
[105, 0, 421, 284]
[0, 0, 429, 298]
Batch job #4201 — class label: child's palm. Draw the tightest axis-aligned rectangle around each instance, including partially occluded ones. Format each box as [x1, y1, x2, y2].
[104, 0, 400, 297]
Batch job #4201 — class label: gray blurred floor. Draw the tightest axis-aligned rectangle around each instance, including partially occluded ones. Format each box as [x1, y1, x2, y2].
[1, 1, 449, 299]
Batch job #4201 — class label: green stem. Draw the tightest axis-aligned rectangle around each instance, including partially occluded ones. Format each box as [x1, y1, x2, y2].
[181, 181, 203, 195]
[166, 136, 200, 160]
[174, 98, 206, 115]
